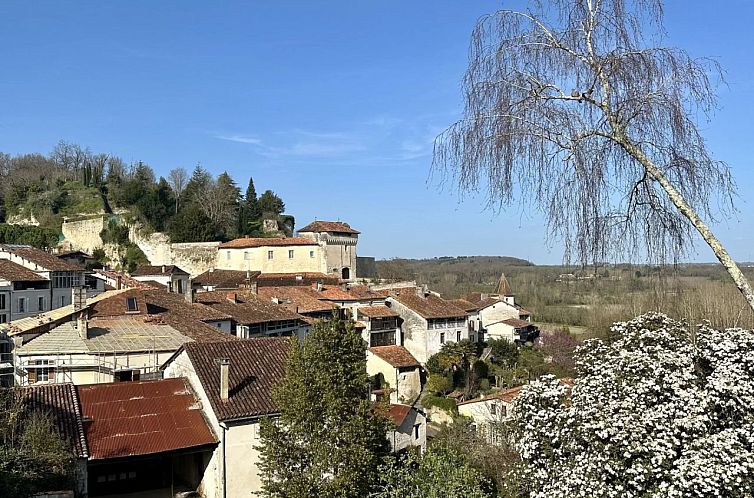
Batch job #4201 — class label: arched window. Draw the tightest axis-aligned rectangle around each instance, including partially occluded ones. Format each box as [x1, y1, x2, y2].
[341, 267, 350, 279]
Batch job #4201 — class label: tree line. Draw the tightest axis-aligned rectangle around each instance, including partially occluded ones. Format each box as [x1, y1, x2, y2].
[0, 141, 291, 243]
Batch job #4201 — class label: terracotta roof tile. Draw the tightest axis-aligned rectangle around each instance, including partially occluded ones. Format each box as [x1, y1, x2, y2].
[131, 265, 189, 276]
[447, 299, 478, 313]
[196, 290, 304, 325]
[389, 288, 467, 319]
[15, 383, 88, 459]
[358, 306, 400, 319]
[298, 221, 360, 234]
[193, 269, 260, 289]
[0, 259, 48, 282]
[1, 245, 82, 271]
[256, 272, 340, 287]
[78, 378, 217, 460]
[386, 404, 411, 427]
[369, 346, 420, 368]
[218, 237, 317, 249]
[257, 286, 339, 314]
[180, 338, 290, 421]
[501, 318, 534, 328]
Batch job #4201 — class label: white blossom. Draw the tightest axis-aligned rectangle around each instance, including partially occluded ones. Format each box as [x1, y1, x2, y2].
[513, 313, 754, 497]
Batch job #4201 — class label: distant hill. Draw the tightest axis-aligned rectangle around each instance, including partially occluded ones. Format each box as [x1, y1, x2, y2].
[376, 256, 534, 297]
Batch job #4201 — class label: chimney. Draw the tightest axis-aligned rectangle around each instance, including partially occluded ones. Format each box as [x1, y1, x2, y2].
[316, 281, 323, 292]
[185, 279, 194, 304]
[219, 358, 230, 402]
[76, 310, 89, 340]
[161, 265, 166, 274]
[116, 275, 122, 290]
[418, 284, 430, 298]
[227, 292, 238, 304]
[72, 286, 86, 312]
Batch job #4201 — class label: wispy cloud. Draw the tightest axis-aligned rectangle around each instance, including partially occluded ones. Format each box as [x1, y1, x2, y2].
[215, 134, 263, 145]
[212, 113, 450, 166]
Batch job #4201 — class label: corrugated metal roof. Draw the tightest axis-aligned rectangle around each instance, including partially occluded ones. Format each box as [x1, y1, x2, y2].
[78, 378, 217, 461]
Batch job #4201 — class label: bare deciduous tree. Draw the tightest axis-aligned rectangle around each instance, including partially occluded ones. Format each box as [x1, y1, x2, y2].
[433, 0, 754, 310]
[168, 167, 188, 213]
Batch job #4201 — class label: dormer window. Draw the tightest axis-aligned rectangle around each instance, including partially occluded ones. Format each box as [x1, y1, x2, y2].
[126, 297, 139, 312]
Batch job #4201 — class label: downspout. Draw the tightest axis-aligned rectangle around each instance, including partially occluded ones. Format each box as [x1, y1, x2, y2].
[220, 422, 228, 498]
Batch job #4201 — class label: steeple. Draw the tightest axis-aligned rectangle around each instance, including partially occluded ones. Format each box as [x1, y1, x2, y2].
[495, 273, 513, 296]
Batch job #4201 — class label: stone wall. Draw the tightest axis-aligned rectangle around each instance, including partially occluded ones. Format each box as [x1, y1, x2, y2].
[170, 242, 221, 276]
[60, 217, 106, 254]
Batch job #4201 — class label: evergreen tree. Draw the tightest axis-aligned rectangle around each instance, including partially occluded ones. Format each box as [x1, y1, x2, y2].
[238, 177, 262, 236]
[258, 317, 392, 498]
[166, 204, 222, 242]
[258, 189, 285, 216]
[181, 164, 212, 206]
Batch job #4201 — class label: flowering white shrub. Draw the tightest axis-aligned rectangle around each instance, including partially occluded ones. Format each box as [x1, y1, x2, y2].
[513, 312, 754, 498]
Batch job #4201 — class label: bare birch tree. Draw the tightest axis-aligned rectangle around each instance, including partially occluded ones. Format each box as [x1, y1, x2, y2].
[433, 0, 754, 310]
[168, 167, 188, 213]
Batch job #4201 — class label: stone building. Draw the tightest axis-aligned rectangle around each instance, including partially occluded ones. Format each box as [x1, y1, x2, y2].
[297, 220, 359, 280]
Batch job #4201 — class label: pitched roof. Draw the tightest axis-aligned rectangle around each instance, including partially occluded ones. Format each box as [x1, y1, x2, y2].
[358, 306, 400, 319]
[257, 286, 339, 314]
[15, 316, 192, 355]
[178, 338, 290, 421]
[501, 318, 535, 328]
[316, 285, 359, 301]
[193, 269, 260, 289]
[387, 404, 411, 427]
[131, 265, 188, 276]
[256, 272, 340, 287]
[195, 291, 304, 325]
[15, 383, 88, 459]
[1, 245, 82, 271]
[218, 236, 317, 249]
[78, 378, 217, 460]
[88, 288, 236, 343]
[0, 259, 48, 282]
[457, 386, 524, 406]
[495, 273, 514, 295]
[298, 221, 360, 235]
[389, 288, 467, 319]
[347, 285, 387, 302]
[447, 299, 478, 313]
[369, 346, 420, 368]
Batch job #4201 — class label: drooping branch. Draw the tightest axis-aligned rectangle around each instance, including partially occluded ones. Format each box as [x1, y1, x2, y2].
[434, 0, 754, 310]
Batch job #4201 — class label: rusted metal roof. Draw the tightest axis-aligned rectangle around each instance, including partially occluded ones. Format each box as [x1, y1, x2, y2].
[77, 378, 217, 461]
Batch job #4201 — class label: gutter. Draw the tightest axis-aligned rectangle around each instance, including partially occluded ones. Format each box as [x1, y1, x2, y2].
[220, 422, 228, 498]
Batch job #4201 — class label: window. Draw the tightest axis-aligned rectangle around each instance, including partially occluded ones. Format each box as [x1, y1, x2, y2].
[37, 296, 44, 312]
[439, 332, 445, 344]
[177, 279, 184, 294]
[267, 250, 274, 260]
[30, 359, 51, 383]
[0, 314, 6, 324]
[126, 297, 139, 312]
[309, 250, 315, 258]
[226, 250, 231, 260]
[288, 250, 294, 259]
[456, 330, 461, 342]
[114, 369, 140, 382]
[52, 272, 81, 289]
[60, 295, 66, 307]
[243, 251, 249, 260]
[414, 424, 421, 440]
[18, 297, 25, 313]
[0, 294, 6, 310]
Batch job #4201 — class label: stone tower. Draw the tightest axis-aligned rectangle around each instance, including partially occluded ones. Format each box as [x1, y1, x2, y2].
[298, 220, 359, 280]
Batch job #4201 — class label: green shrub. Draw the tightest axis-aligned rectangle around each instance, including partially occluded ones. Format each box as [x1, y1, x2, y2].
[423, 395, 458, 414]
[426, 374, 452, 395]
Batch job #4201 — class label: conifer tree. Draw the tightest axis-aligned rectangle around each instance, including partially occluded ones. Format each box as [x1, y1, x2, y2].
[258, 317, 392, 498]
[238, 177, 261, 236]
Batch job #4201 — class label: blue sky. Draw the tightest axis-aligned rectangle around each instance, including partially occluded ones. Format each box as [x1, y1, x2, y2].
[1, 1, 753, 263]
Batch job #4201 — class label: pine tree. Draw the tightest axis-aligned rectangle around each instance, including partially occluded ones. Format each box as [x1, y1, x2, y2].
[238, 177, 261, 236]
[258, 317, 392, 498]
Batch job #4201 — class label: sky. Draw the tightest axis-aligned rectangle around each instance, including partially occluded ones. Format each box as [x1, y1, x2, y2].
[1, 0, 753, 264]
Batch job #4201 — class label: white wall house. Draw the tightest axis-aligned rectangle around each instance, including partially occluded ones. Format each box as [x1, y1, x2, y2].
[367, 345, 422, 404]
[385, 287, 469, 365]
[131, 264, 190, 294]
[385, 404, 427, 454]
[162, 338, 291, 498]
